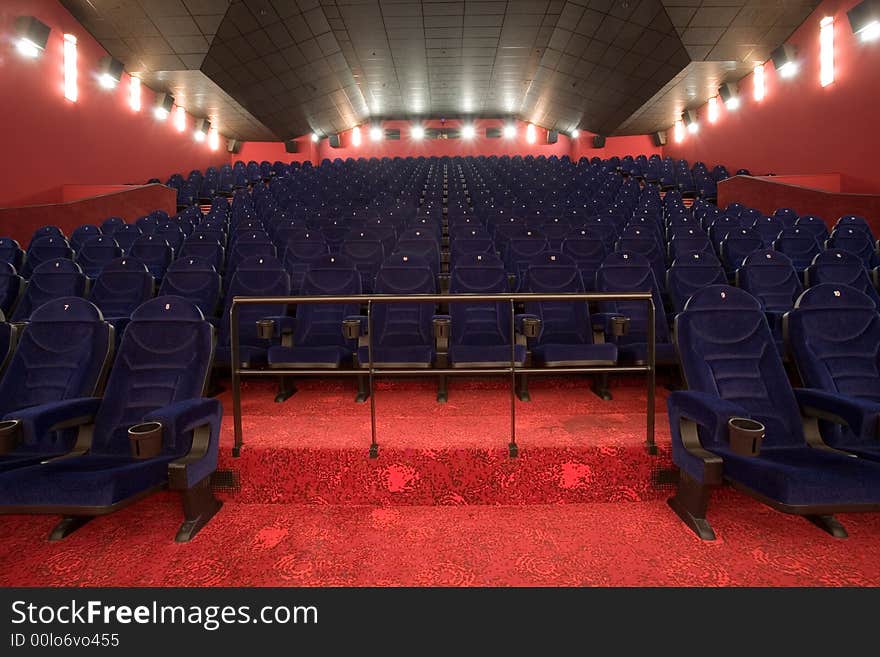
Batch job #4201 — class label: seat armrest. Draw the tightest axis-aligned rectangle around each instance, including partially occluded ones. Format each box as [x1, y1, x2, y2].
[795, 388, 880, 442]
[4, 397, 102, 445]
[667, 391, 750, 485]
[151, 398, 223, 490]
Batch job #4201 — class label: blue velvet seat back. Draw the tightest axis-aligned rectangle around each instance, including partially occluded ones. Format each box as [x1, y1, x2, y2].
[372, 255, 435, 349]
[677, 285, 803, 446]
[75, 235, 122, 278]
[0, 262, 22, 316]
[129, 235, 173, 278]
[294, 263, 361, 348]
[228, 237, 276, 273]
[503, 231, 549, 280]
[88, 257, 154, 318]
[720, 227, 763, 274]
[615, 231, 666, 290]
[788, 284, 880, 405]
[22, 237, 74, 278]
[0, 298, 111, 438]
[70, 225, 101, 252]
[0, 238, 24, 271]
[341, 238, 385, 292]
[180, 236, 225, 272]
[12, 259, 87, 322]
[218, 256, 290, 348]
[773, 228, 821, 270]
[523, 253, 593, 346]
[737, 250, 802, 312]
[667, 252, 727, 313]
[100, 217, 125, 234]
[752, 216, 783, 247]
[807, 249, 880, 307]
[449, 254, 511, 347]
[562, 232, 606, 290]
[158, 256, 221, 318]
[829, 227, 879, 268]
[596, 252, 669, 344]
[794, 215, 830, 242]
[395, 239, 440, 276]
[90, 296, 213, 457]
[113, 224, 142, 254]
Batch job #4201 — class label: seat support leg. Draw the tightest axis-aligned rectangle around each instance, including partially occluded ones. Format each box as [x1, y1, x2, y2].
[176, 477, 223, 543]
[355, 375, 370, 403]
[667, 471, 716, 540]
[516, 373, 530, 402]
[805, 514, 848, 538]
[49, 516, 93, 541]
[437, 375, 448, 403]
[592, 373, 612, 400]
[274, 375, 297, 403]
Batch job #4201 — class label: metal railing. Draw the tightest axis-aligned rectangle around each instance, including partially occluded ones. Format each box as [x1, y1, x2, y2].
[230, 291, 656, 458]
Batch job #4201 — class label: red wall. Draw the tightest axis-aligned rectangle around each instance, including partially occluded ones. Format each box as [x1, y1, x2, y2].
[233, 119, 661, 164]
[0, 0, 228, 208]
[663, 0, 880, 193]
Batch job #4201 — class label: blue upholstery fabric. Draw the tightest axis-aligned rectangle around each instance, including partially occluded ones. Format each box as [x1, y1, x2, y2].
[0, 296, 219, 507]
[805, 249, 880, 307]
[180, 235, 225, 272]
[0, 238, 24, 271]
[357, 254, 436, 366]
[448, 254, 524, 366]
[596, 252, 673, 364]
[11, 259, 87, 322]
[88, 257, 154, 324]
[281, 239, 330, 293]
[562, 230, 607, 290]
[737, 250, 802, 346]
[829, 227, 880, 268]
[788, 284, 880, 458]
[522, 253, 617, 366]
[720, 227, 763, 275]
[158, 256, 221, 318]
[667, 252, 727, 313]
[267, 260, 361, 367]
[669, 284, 880, 505]
[129, 235, 173, 280]
[0, 262, 23, 316]
[70, 225, 101, 252]
[22, 237, 74, 278]
[773, 227, 821, 271]
[75, 235, 122, 278]
[113, 224, 142, 254]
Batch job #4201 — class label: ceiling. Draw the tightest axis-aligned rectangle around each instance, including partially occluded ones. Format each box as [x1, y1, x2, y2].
[61, 0, 821, 140]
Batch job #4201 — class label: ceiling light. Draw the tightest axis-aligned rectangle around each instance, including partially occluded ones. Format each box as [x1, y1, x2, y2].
[753, 64, 765, 101]
[208, 128, 219, 151]
[14, 16, 50, 59]
[771, 44, 799, 78]
[311, 132, 320, 142]
[570, 129, 580, 138]
[129, 76, 141, 111]
[820, 16, 835, 86]
[526, 123, 536, 144]
[175, 106, 186, 132]
[97, 56, 123, 89]
[718, 82, 739, 110]
[370, 125, 383, 141]
[461, 124, 475, 139]
[502, 123, 516, 139]
[674, 121, 685, 143]
[848, 0, 880, 41]
[63, 34, 77, 102]
[411, 124, 424, 139]
[352, 126, 362, 146]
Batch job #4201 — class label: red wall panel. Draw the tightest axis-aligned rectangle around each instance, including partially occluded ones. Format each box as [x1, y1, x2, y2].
[663, 0, 880, 193]
[0, 0, 228, 208]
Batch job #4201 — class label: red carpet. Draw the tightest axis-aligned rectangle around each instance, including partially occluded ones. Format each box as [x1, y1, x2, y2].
[2, 377, 880, 587]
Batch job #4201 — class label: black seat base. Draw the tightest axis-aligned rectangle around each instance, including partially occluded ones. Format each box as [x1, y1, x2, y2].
[176, 478, 223, 543]
[667, 472, 716, 541]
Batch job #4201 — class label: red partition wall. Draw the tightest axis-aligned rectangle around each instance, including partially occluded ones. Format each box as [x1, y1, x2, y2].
[718, 175, 880, 234]
[233, 137, 319, 165]
[663, 0, 880, 193]
[0, 0, 228, 207]
[569, 132, 662, 161]
[0, 184, 176, 247]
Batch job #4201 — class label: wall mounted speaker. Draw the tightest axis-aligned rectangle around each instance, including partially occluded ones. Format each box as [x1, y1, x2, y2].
[486, 127, 502, 139]
[652, 132, 667, 147]
[592, 135, 606, 148]
[384, 128, 401, 140]
[227, 139, 242, 154]
[329, 134, 341, 148]
[284, 139, 298, 153]
[547, 130, 558, 144]
[155, 93, 174, 114]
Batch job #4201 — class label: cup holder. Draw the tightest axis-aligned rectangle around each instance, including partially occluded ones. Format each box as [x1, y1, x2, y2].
[611, 316, 630, 337]
[129, 422, 164, 459]
[0, 419, 22, 454]
[521, 317, 541, 338]
[256, 319, 275, 340]
[728, 417, 765, 457]
[342, 319, 362, 340]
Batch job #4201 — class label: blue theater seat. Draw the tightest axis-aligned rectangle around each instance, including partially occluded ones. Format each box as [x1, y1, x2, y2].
[805, 249, 880, 307]
[12, 259, 87, 322]
[113, 224, 142, 254]
[794, 215, 830, 243]
[129, 234, 173, 280]
[521, 253, 617, 400]
[667, 285, 880, 540]
[281, 239, 330, 294]
[720, 227, 763, 277]
[561, 229, 607, 290]
[828, 227, 880, 269]
[0, 298, 112, 472]
[596, 252, 676, 366]
[180, 234, 225, 272]
[0, 310, 13, 376]
[342, 235, 385, 294]
[100, 216, 125, 235]
[736, 249, 802, 351]
[787, 284, 880, 460]
[75, 235, 122, 278]
[69, 225, 101, 252]
[87, 258, 154, 333]
[0, 238, 24, 272]
[0, 263, 23, 317]
[22, 237, 73, 279]
[158, 256, 221, 319]
[215, 255, 291, 370]
[773, 227, 821, 271]
[667, 252, 727, 313]
[0, 296, 222, 542]
[752, 215, 783, 247]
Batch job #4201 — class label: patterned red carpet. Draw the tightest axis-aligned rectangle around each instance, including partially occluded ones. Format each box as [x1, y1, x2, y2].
[2, 377, 880, 586]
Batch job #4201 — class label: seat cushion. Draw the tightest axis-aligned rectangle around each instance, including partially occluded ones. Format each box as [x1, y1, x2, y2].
[0, 451, 67, 474]
[713, 445, 880, 507]
[268, 345, 351, 368]
[357, 344, 433, 366]
[214, 345, 268, 368]
[617, 342, 678, 365]
[449, 343, 526, 366]
[0, 454, 175, 508]
[532, 342, 617, 366]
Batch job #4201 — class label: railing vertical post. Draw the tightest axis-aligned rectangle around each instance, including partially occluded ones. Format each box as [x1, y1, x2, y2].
[508, 298, 518, 458]
[231, 300, 243, 457]
[367, 299, 378, 458]
[646, 297, 657, 455]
